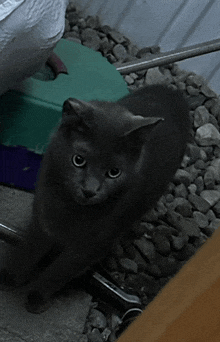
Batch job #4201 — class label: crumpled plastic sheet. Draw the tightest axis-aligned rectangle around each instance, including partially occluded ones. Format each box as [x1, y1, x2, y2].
[0, 0, 69, 95]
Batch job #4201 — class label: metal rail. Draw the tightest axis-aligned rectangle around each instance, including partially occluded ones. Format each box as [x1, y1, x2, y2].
[115, 38, 220, 74]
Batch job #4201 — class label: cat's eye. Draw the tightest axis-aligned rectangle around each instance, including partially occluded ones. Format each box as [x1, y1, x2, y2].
[72, 154, 86, 167]
[107, 168, 121, 179]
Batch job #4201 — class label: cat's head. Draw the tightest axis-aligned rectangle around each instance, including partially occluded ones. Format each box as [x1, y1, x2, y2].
[57, 98, 163, 206]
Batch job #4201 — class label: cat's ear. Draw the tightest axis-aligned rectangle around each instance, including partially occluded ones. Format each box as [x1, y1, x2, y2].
[62, 98, 93, 118]
[62, 98, 95, 131]
[123, 115, 164, 139]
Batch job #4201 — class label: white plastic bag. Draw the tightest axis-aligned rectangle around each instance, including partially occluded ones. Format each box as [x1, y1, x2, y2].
[0, 0, 69, 95]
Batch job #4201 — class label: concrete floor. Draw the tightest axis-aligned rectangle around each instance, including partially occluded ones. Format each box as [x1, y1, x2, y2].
[0, 185, 91, 342]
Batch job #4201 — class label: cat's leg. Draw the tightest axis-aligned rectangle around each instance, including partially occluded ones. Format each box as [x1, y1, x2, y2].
[25, 245, 88, 313]
[0, 230, 53, 288]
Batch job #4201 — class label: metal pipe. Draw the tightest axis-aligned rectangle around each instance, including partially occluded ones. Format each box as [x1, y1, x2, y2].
[115, 38, 220, 74]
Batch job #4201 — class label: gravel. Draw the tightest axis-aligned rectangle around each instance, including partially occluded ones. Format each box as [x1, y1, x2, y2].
[63, 3, 220, 341]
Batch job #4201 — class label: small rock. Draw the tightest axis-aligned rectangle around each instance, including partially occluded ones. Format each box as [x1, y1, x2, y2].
[213, 201, 220, 215]
[142, 209, 159, 222]
[64, 31, 80, 39]
[209, 218, 220, 230]
[112, 44, 127, 61]
[139, 274, 161, 296]
[195, 123, 220, 147]
[89, 309, 107, 330]
[165, 193, 174, 202]
[185, 164, 200, 182]
[77, 18, 87, 29]
[67, 12, 79, 26]
[152, 234, 171, 256]
[72, 25, 79, 32]
[194, 176, 204, 194]
[154, 225, 178, 238]
[176, 81, 186, 91]
[186, 94, 206, 110]
[133, 249, 149, 271]
[210, 158, 220, 182]
[86, 15, 100, 29]
[144, 263, 162, 277]
[124, 75, 134, 85]
[188, 183, 197, 195]
[101, 328, 112, 341]
[100, 25, 112, 35]
[81, 28, 101, 51]
[214, 146, 220, 158]
[106, 54, 117, 63]
[208, 115, 219, 130]
[136, 46, 152, 58]
[200, 149, 208, 161]
[157, 255, 179, 276]
[109, 30, 126, 44]
[79, 335, 88, 342]
[166, 210, 201, 237]
[194, 159, 206, 170]
[181, 154, 190, 168]
[186, 74, 204, 88]
[119, 258, 138, 273]
[193, 106, 209, 128]
[159, 67, 173, 82]
[99, 37, 113, 54]
[173, 169, 192, 187]
[201, 226, 215, 237]
[145, 67, 171, 85]
[209, 98, 220, 118]
[150, 45, 160, 54]
[187, 86, 200, 96]
[133, 237, 156, 262]
[130, 72, 138, 79]
[126, 272, 160, 296]
[201, 146, 213, 159]
[193, 235, 207, 248]
[206, 209, 216, 222]
[200, 84, 216, 98]
[64, 18, 71, 32]
[193, 211, 209, 228]
[186, 143, 202, 164]
[87, 328, 103, 342]
[168, 197, 192, 217]
[200, 190, 220, 206]
[188, 193, 210, 213]
[174, 243, 197, 261]
[171, 233, 189, 251]
[156, 200, 167, 216]
[126, 44, 138, 57]
[204, 169, 215, 189]
[66, 36, 82, 44]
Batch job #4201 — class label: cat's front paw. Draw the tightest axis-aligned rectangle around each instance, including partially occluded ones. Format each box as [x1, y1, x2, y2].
[26, 290, 52, 314]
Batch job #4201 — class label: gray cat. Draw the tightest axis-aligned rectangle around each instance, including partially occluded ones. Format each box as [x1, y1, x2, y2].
[6, 85, 190, 312]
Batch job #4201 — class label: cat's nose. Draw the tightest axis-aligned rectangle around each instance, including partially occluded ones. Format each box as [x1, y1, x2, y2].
[82, 189, 96, 198]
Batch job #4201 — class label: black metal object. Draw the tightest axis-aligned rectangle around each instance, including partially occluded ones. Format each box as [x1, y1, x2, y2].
[115, 38, 220, 74]
[0, 222, 25, 246]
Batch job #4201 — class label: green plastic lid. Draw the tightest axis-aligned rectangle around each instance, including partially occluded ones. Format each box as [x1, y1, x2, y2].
[0, 39, 128, 153]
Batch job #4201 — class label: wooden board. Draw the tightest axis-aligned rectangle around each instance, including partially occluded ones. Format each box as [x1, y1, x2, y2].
[118, 227, 220, 341]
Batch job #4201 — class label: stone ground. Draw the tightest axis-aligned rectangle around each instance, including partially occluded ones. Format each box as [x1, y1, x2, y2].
[0, 186, 91, 342]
